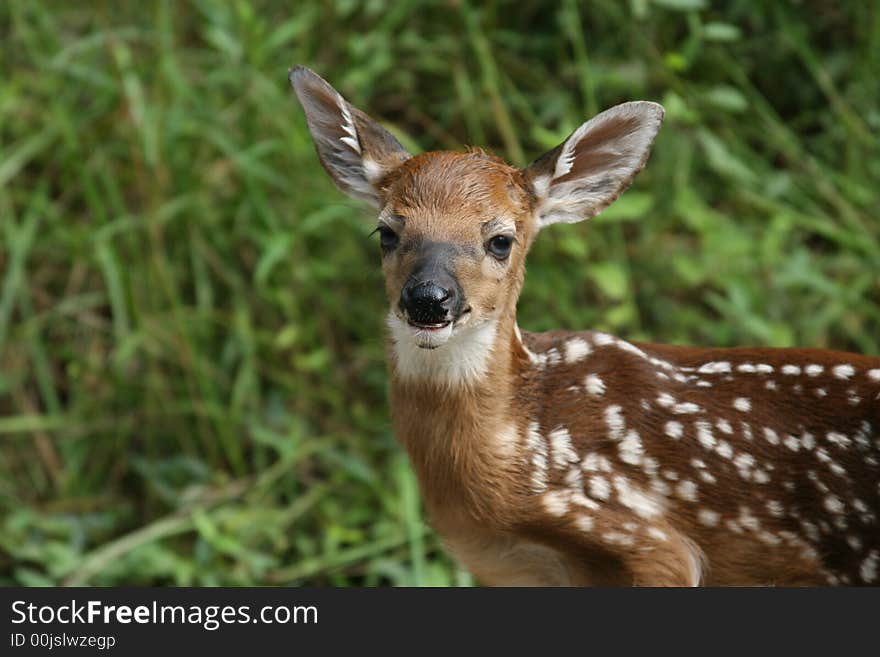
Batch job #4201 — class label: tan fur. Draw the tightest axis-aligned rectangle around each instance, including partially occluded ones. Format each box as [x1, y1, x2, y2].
[378, 151, 534, 324]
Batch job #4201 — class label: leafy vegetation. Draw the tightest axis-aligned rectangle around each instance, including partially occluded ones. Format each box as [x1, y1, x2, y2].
[1, 1, 877, 585]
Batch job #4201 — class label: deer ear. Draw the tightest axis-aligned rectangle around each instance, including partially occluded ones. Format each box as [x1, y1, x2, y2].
[290, 66, 411, 208]
[523, 102, 664, 228]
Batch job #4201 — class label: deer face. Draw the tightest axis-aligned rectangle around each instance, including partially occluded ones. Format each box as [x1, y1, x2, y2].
[291, 66, 664, 380]
[375, 151, 534, 350]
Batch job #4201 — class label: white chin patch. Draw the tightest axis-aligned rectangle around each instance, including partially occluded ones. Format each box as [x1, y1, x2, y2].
[410, 322, 455, 349]
[387, 313, 498, 386]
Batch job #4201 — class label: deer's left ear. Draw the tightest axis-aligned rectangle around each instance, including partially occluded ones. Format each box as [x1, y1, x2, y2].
[523, 102, 664, 228]
[290, 66, 411, 208]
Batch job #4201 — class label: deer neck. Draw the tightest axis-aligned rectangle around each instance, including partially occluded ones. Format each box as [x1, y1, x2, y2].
[387, 309, 529, 523]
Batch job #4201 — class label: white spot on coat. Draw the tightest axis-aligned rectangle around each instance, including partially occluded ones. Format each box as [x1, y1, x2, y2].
[565, 466, 583, 492]
[564, 338, 591, 364]
[584, 373, 606, 396]
[592, 332, 615, 347]
[525, 422, 543, 452]
[673, 402, 701, 414]
[698, 361, 731, 374]
[581, 452, 599, 472]
[676, 479, 698, 502]
[542, 490, 570, 517]
[698, 508, 720, 527]
[664, 421, 683, 440]
[860, 551, 878, 583]
[575, 515, 594, 533]
[614, 476, 664, 519]
[801, 432, 816, 450]
[805, 364, 824, 377]
[753, 469, 770, 484]
[716, 440, 733, 459]
[695, 421, 716, 450]
[526, 422, 548, 493]
[589, 475, 611, 500]
[602, 532, 635, 547]
[548, 427, 579, 469]
[616, 340, 649, 359]
[832, 364, 855, 380]
[656, 393, 675, 408]
[581, 452, 611, 473]
[738, 506, 761, 531]
[647, 527, 668, 542]
[618, 430, 644, 466]
[733, 397, 751, 413]
[823, 495, 844, 515]
[530, 456, 548, 493]
[571, 492, 600, 511]
[650, 479, 672, 497]
[605, 405, 625, 441]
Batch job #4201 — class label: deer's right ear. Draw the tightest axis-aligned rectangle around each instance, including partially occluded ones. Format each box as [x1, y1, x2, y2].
[522, 102, 664, 229]
[290, 66, 411, 208]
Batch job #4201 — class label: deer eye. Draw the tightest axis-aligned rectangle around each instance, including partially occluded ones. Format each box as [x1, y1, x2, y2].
[377, 226, 399, 251]
[487, 235, 513, 260]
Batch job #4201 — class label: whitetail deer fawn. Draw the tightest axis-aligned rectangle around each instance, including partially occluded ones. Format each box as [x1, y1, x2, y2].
[291, 66, 879, 586]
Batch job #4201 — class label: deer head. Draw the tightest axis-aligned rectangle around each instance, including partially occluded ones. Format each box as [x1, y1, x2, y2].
[291, 66, 663, 381]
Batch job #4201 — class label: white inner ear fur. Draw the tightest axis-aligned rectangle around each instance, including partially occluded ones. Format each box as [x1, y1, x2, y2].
[362, 158, 384, 184]
[535, 101, 663, 228]
[337, 95, 361, 154]
[387, 313, 499, 387]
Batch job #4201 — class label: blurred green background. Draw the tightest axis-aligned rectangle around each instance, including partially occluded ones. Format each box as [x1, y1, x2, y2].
[1, 0, 878, 586]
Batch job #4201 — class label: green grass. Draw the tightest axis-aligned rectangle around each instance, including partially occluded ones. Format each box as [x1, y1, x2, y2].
[1, 1, 878, 585]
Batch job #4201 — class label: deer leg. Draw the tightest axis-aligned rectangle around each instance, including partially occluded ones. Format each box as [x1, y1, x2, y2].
[622, 534, 705, 587]
[528, 515, 706, 587]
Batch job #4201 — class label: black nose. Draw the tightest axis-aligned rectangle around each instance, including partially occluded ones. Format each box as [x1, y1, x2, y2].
[400, 281, 455, 326]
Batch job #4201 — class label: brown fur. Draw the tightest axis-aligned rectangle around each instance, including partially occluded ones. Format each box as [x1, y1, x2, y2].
[382, 159, 880, 586]
[292, 67, 879, 586]
[393, 312, 879, 585]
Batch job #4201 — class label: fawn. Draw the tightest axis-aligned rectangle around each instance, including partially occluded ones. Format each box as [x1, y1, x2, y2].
[291, 66, 879, 586]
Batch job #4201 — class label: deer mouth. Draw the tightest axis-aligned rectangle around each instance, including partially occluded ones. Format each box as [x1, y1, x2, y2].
[388, 308, 484, 352]
[406, 306, 470, 332]
[407, 319, 451, 330]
